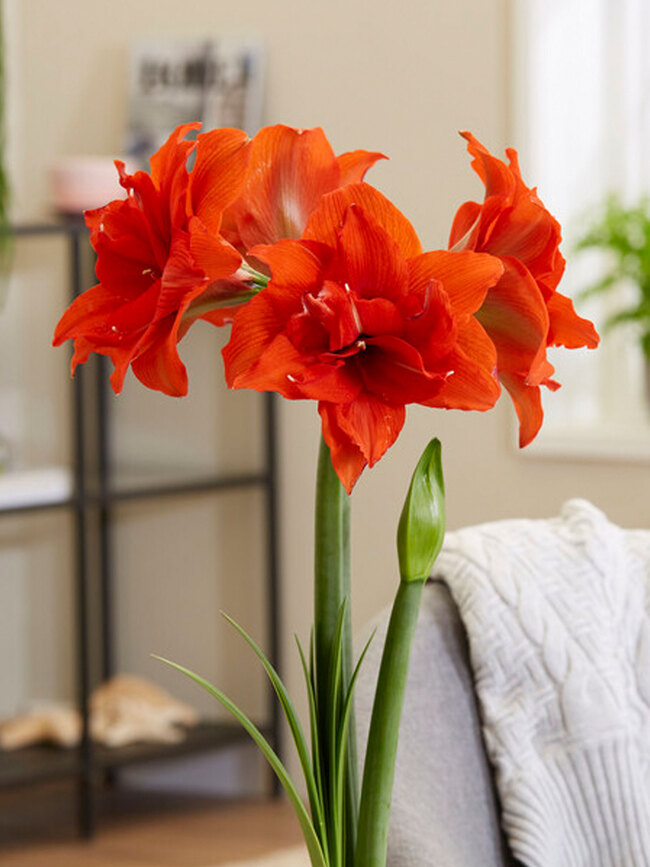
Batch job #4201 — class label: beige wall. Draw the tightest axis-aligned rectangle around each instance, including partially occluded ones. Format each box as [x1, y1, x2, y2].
[4, 0, 650, 783]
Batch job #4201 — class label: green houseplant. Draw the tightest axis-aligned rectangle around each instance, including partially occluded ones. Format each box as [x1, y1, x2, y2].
[576, 196, 650, 361]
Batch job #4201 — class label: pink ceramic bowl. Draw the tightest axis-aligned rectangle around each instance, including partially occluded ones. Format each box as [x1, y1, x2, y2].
[49, 156, 126, 215]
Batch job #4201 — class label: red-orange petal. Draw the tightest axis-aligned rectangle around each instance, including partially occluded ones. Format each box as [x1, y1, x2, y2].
[476, 257, 550, 385]
[546, 291, 600, 349]
[336, 149, 387, 185]
[499, 370, 544, 448]
[334, 393, 405, 468]
[227, 125, 341, 248]
[354, 297, 402, 336]
[460, 131, 516, 200]
[222, 284, 305, 388]
[318, 402, 367, 494]
[188, 128, 250, 234]
[226, 333, 307, 397]
[485, 184, 563, 279]
[360, 335, 446, 404]
[428, 316, 500, 411]
[226, 325, 360, 403]
[155, 231, 209, 321]
[149, 122, 202, 190]
[304, 183, 422, 259]
[448, 200, 481, 251]
[53, 281, 160, 347]
[337, 204, 409, 301]
[408, 250, 504, 315]
[249, 239, 328, 290]
[130, 311, 189, 397]
[85, 196, 132, 247]
[188, 216, 242, 281]
[53, 284, 122, 346]
[198, 304, 242, 327]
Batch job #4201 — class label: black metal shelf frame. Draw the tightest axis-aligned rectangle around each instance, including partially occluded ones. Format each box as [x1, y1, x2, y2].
[0, 221, 282, 838]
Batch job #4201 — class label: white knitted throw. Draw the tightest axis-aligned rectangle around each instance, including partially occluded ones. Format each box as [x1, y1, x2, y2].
[436, 499, 650, 867]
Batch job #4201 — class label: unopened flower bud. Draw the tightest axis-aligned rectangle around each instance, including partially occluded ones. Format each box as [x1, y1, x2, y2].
[397, 438, 446, 584]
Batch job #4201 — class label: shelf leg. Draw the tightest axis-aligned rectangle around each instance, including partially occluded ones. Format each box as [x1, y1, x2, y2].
[96, 354, 113, 684]
[70, 231, 96, 838]
[95, 354, 119, 792]
[77, 774, 95, 838]
[264, 392, 282, 799]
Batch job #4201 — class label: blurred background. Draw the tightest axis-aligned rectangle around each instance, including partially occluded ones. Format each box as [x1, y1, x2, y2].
[1, 0, 649, 863]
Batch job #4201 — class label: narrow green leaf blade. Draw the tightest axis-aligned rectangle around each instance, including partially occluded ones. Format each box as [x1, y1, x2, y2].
[325, 601, 347, 867]
[296, 634, 329, 860]
[153, 655, 327, 867]
[336, 630, 375, 786]
[220, 612, 323, 833]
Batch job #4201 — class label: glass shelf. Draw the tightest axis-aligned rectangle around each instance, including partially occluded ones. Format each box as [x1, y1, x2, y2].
[0, 720, 264, 789]
[0, 466, 72, 513]
[0, 464, 270, 515]
[104, 463, 269, 503]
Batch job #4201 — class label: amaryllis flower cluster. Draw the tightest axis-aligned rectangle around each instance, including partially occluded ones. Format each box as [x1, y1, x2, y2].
[448, 132, 599, 446]
[53, 124, 381, 397]
[54, 122, 598, 491]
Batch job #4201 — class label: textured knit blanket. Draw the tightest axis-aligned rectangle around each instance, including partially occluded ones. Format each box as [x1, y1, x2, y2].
[436, 499, 650, 867]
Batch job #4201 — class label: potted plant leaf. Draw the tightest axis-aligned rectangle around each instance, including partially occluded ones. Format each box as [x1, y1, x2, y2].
[576, 195, 650, 400]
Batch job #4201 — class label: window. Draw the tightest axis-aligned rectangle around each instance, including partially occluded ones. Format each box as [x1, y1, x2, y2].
[512, 0, 650, 458]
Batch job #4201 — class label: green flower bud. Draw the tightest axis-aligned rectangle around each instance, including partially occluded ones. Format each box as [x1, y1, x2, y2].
[397, 438, 446, 584]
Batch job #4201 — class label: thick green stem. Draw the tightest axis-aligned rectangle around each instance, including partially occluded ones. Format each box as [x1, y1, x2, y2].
[314, 437, 358, 863]
[314, 437, 348, 695]
[355, 579, 425, 867]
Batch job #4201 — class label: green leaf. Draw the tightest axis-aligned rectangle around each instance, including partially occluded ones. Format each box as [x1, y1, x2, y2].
[337, 631, 375, 762]
[576, 271, 620, 300]
[641, 331, 650, 359]
[573, 194, 650, 349]
[220, 612, 325, 838]
[296, 634, 329, 859]
[334, 630, 375, 846]
[325, 602, 347, 867]
[605, 305, 650, 328]
[153, 655, 328, 867]
[304, 629, 328, 828]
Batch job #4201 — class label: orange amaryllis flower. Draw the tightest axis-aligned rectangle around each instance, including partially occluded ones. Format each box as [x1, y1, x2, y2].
[221, 124, 386, 252]
[223, 183, 503, 492]
[449, 132, 599, 446]
[53, 123, 250, 396]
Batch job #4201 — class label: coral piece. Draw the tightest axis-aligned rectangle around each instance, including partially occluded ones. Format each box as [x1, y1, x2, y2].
[0, 675, 199, 751]
[0, 703, 81, 750]
[91, 674, 199, 748]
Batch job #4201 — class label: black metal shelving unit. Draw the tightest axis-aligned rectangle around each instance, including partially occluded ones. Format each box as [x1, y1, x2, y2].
[0, 221, 282, 837]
